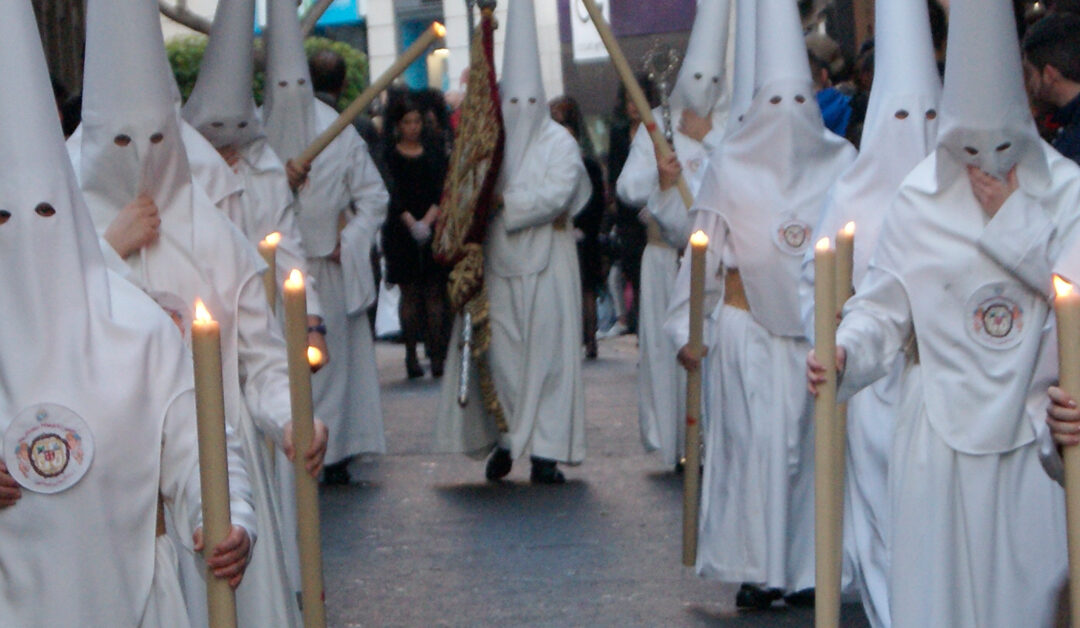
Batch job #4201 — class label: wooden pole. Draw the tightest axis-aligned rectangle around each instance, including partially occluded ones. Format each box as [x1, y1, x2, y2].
[579, 0, 694, 209]
[813, 238, 840, 628]
[190, 300, 238, 628]
[300, 0, 334, 37]
[682, 230, 708, 566]
[294, 22, 447, 167]
[283, 270, 326, 628]
[1054, 274, 1080, 628]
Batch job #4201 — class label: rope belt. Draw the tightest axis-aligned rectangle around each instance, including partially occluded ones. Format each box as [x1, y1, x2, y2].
[156, 495, 167, 538]
[724, 269, 750, 312]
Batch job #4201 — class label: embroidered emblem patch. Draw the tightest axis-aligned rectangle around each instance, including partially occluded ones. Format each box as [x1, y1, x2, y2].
[773, 219, 812, 255]
[966, 283, 1027, 350]
[4, 404, 94, 494]
[685, 157, 703, 175]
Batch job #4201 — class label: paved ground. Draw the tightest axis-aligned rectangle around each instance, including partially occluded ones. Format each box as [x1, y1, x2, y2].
[320, 335, 870, 627]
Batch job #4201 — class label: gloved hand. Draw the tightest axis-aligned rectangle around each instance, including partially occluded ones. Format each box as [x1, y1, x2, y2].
[410, 220, 432, 243]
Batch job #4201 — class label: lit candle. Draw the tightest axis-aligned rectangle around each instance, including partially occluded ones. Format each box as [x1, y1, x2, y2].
[296, 22, 447, 167]
[835, 222, 855, 313]
[1055, 274, 1080, 626]
[813, 238, 841, 628]
[190, 299, 238, 628]
[682, 230, 708, 566]
[283, 269, 326, 628]
[258, 232, 281, 309]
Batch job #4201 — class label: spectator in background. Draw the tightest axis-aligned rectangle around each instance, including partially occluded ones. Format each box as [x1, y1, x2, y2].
[380, 92, 451, 378]
[807, 32, 854, 136]
[1022, 13, 1080, 163]
[605, 72, 658, 337]
[551, 95, 605, 359]
[928, 0, 947, 76]
[310, 48, 347, 110]
[416, 87, 453, 156]
[846, 44, 874, 148]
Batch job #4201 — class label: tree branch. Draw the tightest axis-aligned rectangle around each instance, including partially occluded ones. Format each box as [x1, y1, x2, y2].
[158, 0, 212, 35]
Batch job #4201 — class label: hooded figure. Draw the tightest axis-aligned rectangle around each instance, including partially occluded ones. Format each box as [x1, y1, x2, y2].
[0, 2, 255, 625]
[182, 0, 324, 339]
[661, 0, 855, 607]
[435, 0, 591, 483]
[830, 0, 1080, 623]
[616, 0, 732, 470]
[797, 0, 941, 624]
[261, 0, 388, 481]
[68, 0, 309, 625]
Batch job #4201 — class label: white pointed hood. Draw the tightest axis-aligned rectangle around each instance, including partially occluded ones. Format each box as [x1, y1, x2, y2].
[500, 0, 549, 182]
[707, 0, 855, 337]
[821, 0, 941, 286]
[670, 0, 733, 119]
[937, 0, 1047, 183]
[725, 0, 757, 134]
[76, 0, 194, 251]
[262, 0, 317, 161]
[182, 0, 263, 149]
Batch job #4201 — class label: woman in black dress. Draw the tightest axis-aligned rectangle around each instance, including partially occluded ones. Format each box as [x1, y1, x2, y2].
[380, 93, 451, 378]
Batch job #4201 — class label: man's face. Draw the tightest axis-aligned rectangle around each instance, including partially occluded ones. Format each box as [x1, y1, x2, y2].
[1023, 58, 1051, 106]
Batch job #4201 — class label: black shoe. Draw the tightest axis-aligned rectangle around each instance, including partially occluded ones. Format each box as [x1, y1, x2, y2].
[529, 457, 566, 484]
[674, 458, 686, 474]
[431, 360, 444, 378]
[783, 588, 815, 608]
[485, 448, 513, 481]
[406, 357, 424, 379]
[322, 462, 351, 486]
[735, 584, 783, 610]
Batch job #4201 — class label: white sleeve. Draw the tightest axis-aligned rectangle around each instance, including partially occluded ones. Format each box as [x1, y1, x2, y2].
[835, 265, 914, 402]
[647, 185, 692, 249]
[664, 209, 728, 349]
[235, 273, 293, 446]
[502, 140, 587, 232]
[160, 389, 258, 548]
[345, 133, 389, 236]
[616, 125, 659, 208]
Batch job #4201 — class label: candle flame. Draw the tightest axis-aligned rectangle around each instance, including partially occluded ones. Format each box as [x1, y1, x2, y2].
[262, 232, 282, 246]
[842, 221, 856, 236]
[307, 346, 324, 367]
[285, 268, 304, 290]
[816, 236, 832, 251]
[1055, 274, 1074, 298]
[194, 299, 212, 323]
[433, 22, 446, 38]
[689, 230, 709, 247]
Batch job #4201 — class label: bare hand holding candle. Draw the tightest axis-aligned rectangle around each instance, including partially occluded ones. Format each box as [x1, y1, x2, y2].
[283, 270, 328, 628]
[191, 299, 238, 628]
[681, 230, 708, 566]
[1054, 274, 1080, 627]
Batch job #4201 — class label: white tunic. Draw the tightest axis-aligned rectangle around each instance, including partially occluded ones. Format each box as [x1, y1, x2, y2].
[293, 101, 388, 464]
[434, 122, 590, 463]
[836, 146, 1080, 627]
[71, 127, 304, 626]
[0, 276, 256, 627]
[616, 109, 724, 465]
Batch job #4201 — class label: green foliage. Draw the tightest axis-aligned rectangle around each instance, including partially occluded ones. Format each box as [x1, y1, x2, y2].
[164, 34, 369, 110]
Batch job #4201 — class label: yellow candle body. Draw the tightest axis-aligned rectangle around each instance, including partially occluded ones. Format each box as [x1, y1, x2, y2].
[297, 24, 443, 166]
[834, 227, 854, 313]
[283, 275, 327, 628]
[682, 234, 707, 566]
[1055, 283, 1080, 628]
[579, 0, 694, 209]
[813, 243, 840, 628]
[191, 315, 238, 628]
[257, 239, 278, 309]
